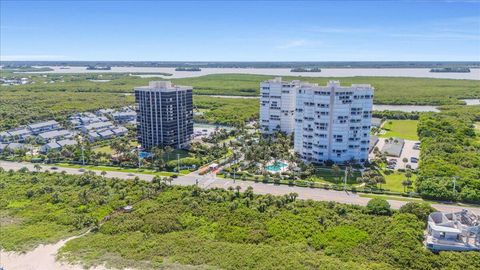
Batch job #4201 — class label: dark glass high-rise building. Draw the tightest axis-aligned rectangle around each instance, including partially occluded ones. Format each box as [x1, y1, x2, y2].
[134, 81, 193, 149]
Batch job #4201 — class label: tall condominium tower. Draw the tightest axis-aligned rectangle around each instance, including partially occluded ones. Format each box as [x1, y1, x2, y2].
[294, 81, 374, 164]
[259, 77, 300, 134]
[135, 81, 193, 149]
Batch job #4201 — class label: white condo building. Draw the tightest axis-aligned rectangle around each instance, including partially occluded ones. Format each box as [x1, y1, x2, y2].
[259, 77, 300, 134]
[294, 81, 374, 164]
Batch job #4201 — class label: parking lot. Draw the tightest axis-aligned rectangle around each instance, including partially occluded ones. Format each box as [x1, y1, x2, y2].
[369, 138, 420, 170]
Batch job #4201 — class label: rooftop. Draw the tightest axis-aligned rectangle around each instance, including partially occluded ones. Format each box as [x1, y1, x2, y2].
[27, 120, 59, 130]
[135, 81, 192, 92]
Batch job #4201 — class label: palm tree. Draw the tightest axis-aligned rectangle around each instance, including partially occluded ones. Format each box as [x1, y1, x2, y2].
[402, 157, 408, 168]
[375, 175, 386, 190]
[34, 164, 42, 172]
[401, 179, 409, 192]
[332, 164, 341, 183]
[164, 146, 173, 162]
[235, 185, 242, 197]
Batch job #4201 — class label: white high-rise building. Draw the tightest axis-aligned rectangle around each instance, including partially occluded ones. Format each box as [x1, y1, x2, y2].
[294, 81, 374, 164]
[259, 77, 300, 134]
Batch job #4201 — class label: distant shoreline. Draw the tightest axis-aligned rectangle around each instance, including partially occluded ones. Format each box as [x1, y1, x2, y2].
[10, 66, 480, 80]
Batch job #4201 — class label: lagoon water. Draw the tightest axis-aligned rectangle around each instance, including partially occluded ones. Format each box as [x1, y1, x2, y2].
[26, 66, 480, 80]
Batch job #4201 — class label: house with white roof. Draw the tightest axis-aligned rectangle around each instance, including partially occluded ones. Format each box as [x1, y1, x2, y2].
[80, 121, 114, 133]
[426, 210, 480, 252]
[40, 142, 61, 153]
[37, 129, 72, 143]
[27, 120, 60, 134]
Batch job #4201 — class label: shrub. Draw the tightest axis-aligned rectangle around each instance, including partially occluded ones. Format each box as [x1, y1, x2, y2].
[399, 202, 436, 222]
[366, 198, 391, 216]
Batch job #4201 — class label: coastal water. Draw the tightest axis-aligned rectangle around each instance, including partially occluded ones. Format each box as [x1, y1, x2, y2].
[25, 66, 480, 80]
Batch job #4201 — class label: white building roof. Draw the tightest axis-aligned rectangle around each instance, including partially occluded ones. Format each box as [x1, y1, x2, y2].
[38, 129, 70, 140]
[27, 120, 58, 130]
[57, 139, 77, 147]
[83, 121, 114, 130]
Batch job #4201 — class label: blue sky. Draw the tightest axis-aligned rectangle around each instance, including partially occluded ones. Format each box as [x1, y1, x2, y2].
[1, 1, 479, 61]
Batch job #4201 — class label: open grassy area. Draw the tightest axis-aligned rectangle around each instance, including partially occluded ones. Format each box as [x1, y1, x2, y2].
[382, 171, 417, 192]
[309, 167, 362, 184]
[379, 120, 419, 140]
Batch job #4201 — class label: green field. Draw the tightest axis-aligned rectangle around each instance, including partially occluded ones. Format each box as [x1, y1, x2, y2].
[379, 120, 419, 140]
[310, 167, 362, 185]
[383, 171, 417, 192]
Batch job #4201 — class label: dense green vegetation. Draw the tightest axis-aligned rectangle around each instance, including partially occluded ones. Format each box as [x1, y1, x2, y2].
[177, 74, 480, 105]
[1, 73, 478, 129]
[0, 90, 133, 130]
[416, 106, 480, 203]
[2, 169, 480, 269]
[0, 169, 151, 251]
[194, 96, 259, 126]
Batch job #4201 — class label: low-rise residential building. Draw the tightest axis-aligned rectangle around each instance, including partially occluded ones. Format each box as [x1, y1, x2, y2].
[112, 126, 128, 136]
[37, 129, 72, 143]
[426, 210, 479, 252]
[98, 129, 115, 139]
[57, 139, 77, 147]
[7, 128, 33, 142]
[0, 131, 11, 142]
[111, 111, 136, 123]
[80, 121, 114, 133]
[40, 142, 61, 153]
[27, 120, 60, 135]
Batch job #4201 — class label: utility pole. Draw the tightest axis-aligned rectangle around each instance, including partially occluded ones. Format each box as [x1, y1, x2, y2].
[177, 153, 180, 172]
[78, 135, 85, 166]
[344, 167, 348, 191]
[137, 146, 141, 168]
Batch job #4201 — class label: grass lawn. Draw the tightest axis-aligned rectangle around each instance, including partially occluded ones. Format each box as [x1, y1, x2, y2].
[379, 120, 419, 140]
[53, 163, 181, 176]
[382, 171, 416, 192]
[92, 145, 114, 155]
[359, 194, 424, 202]
[310, 167, 361, 185]
[163, 149, 190, 162]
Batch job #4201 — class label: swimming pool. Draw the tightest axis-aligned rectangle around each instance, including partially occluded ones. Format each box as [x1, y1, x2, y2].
[266, 161, 288, 172]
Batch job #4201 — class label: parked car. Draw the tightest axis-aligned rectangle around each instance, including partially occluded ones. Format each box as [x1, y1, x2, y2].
[50, 166, 58, 170]
[410, 157, 418, 163]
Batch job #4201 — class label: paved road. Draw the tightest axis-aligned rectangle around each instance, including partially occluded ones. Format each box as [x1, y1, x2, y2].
[1, 160, 479, 215]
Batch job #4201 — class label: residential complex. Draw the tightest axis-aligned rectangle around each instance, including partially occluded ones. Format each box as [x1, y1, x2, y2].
[135, 81, 193, 149]
[260, 78, 374, 164]
[259, 77, 299, 134]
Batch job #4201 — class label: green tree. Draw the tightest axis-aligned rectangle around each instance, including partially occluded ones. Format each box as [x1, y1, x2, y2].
[366, 198, 391, 216]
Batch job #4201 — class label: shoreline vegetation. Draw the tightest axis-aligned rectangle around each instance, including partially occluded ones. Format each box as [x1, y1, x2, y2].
[175, 67, 201, 71]
[290, 67, 321, 72]
[430, 67, 470, 73]
[1, 170, 480, 270]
